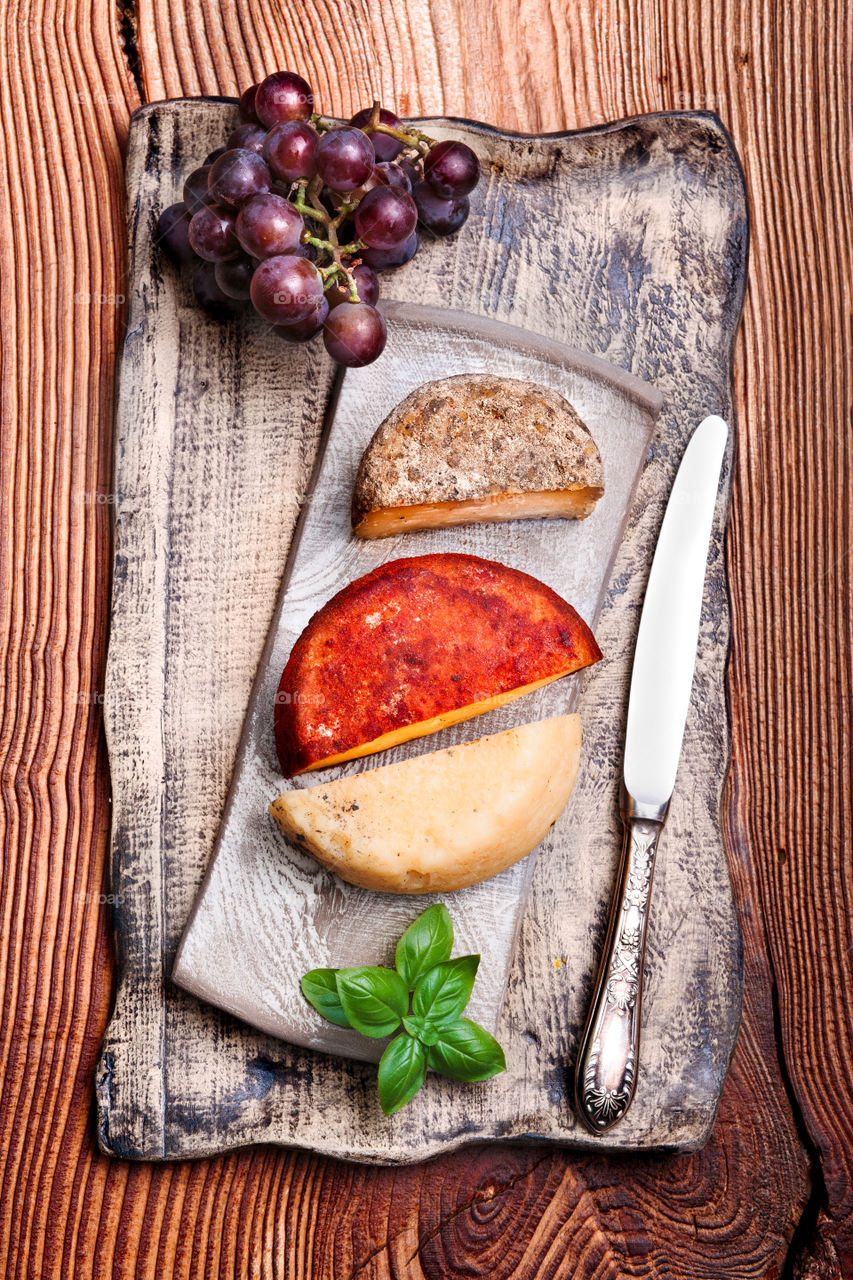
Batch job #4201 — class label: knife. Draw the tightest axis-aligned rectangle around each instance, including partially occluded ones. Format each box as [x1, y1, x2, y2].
[574, 414, 729, 1134]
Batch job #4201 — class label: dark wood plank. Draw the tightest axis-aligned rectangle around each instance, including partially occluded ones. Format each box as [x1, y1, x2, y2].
[104, 100, 745, 1165]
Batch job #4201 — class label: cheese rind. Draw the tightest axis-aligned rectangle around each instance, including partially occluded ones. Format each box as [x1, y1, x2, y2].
[270, 714, 582, 893]
[352, 373, 604, 538]
[354, 488, 603, 539]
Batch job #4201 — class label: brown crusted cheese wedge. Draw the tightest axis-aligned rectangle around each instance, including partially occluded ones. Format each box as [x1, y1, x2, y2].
[352, 373, 604, 539]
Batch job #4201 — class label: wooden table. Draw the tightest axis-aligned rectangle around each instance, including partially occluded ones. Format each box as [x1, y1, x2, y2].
[0, 1, 849, 1275]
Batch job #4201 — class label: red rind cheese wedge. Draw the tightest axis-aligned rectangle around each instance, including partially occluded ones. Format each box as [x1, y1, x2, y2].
[274, 552, 601, 776]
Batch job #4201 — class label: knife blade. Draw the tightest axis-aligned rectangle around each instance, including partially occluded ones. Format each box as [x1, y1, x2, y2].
[574, 414, 729, 1134]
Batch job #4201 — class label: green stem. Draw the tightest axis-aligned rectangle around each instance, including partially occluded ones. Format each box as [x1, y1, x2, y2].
[331, 201, 357, 228]
[304, 180, 364, 300]
[315, 261, 341, 283]
[371, 122, 432, 157]
[304, 233, 333, 255]
[293, 200, 328, 223]
[310, 108, 434, 157]
[319, 260, 361, 301]
[290, 154, 379, 301]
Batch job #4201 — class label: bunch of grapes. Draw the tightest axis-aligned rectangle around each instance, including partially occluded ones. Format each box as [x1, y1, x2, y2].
[157, 71, 480, 367]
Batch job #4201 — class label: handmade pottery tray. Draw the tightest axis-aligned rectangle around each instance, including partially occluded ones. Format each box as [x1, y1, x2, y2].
[171, 303, 662, 1060]
[97, 99, 748, 1164]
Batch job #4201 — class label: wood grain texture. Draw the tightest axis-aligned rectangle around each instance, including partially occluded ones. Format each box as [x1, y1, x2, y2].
[109, 100, 744, 1167]
[0, 0, 847, 1275]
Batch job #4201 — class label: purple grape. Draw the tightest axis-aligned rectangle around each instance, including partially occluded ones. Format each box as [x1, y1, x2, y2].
[227, 123, 268, 154]
[315, 126, 375, 193]
[183, 166, 214, 215]
[204, 146, 227, 165]
[214, 254, 254, 300]
[375, 161, 412, 193]
[360, 230, 418, 270]
[413, 181, 469, 236]
[275, 297, 329, 342]
[209, 148, 271, 207]
[188, 205, 240, 261]
[239, 84, 260, 123]
[349, 107, 404, 162]
[325, 264, 379, 309]
[355, 186, 417, 250]
[156, 202, 195, 264]
[398, 157, 421, 188]
[250, 254, 324, 323]
[192, 261, 242, 319]
[323, 302, 387, 366]
[424, 139, 480, 198]
[263, 120, 319, 182]
[236, 192, 304, 259]
[255, 71, 314, 127]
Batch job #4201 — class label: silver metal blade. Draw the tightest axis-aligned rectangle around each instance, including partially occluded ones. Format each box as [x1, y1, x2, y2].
[623, 415, 728, 807]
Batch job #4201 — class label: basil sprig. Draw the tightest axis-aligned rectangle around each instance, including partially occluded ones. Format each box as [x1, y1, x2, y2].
[301, 903, 506, 1115]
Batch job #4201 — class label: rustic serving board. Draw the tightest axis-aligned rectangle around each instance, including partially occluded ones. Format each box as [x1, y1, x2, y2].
[97, 100, 748, 1163]
[171, 305, 662, 1060]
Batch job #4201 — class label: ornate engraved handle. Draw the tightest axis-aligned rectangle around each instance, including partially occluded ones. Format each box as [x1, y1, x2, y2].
[574, 790, 668, 1133]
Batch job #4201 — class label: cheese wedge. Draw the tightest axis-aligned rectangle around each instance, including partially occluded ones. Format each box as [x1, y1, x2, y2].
[274, 552, 601, 776]
[269, 714, 582, 893]
[352, 374, 604, 538]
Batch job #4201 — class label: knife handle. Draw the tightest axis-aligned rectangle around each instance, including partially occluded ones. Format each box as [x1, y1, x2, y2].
[574, 793, 668, 1134]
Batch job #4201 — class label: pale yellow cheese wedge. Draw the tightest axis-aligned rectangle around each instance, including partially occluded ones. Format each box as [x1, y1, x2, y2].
[269, 714, 582, 894]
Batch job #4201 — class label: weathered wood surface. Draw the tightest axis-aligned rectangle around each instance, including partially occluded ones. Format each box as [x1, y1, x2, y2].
[0, 0, 849, 1274]
[172, 304, 662, 1073]
[103, 101, 742, 1162]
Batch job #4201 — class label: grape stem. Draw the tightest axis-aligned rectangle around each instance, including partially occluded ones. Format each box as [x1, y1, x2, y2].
[291, 200, 327, 223]
[296, 178, 363, 302]
[311, 104, 434, 159]
[289, 107, 432, 304]
[292, 182, 316, 221]
[370, 124, 432, 159]
[312, 255, 351, 287]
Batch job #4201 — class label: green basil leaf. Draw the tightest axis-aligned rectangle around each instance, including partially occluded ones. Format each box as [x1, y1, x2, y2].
[427, 1017, 507, 1082]
[402, 1015, 441, 1046]
[378, 1034, 427, 1115]
[395, 903, 453, 990]
[300, 968, 351, 1028]
[335, 967, 408, 1038]
[412, 955, 479, 1026]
